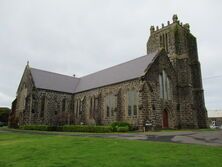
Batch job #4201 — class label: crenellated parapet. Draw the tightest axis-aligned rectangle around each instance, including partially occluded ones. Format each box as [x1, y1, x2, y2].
[150, 14, 190, 35]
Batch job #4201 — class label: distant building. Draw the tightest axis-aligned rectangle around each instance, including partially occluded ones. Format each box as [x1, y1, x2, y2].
[208, 110, 222, 127]
[10, 15, 208, 129]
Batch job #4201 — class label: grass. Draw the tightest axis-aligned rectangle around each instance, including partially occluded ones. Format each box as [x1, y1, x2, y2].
[0, 132, 221, 167]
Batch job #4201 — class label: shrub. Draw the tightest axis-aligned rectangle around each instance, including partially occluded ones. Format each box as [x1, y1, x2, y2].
[63, 125, 112, 133]
[111, 122, 131, 132]
[20, 125, 48, 131]
[47, 126, 63, 131]
[20, 125, 115, 133]
[117, 126, 129, 132]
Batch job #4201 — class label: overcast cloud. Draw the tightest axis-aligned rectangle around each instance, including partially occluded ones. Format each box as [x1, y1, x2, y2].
[0, 0, 222, 115]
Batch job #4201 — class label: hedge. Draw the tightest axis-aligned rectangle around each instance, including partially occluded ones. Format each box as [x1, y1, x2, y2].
[117, 126, 129, 132]
[47, 126, 63, 131]
[20, 125, 49, 131]
[111, 122, 131, 132]
[63, 125, 112, 133]
[20, 125, 113, 133]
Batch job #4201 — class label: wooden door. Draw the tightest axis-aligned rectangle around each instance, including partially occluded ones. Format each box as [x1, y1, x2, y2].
[163, 110, 169, 128]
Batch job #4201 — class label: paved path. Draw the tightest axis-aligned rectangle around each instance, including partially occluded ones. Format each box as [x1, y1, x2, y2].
[1, 127, 222, 146]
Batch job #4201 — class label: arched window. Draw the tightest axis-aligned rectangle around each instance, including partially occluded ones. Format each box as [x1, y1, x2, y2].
[105, 94, 117, 118]
[127, 90, 138, 116]
[75, 100, 79, 117]
[159, 73, 163, 99]
[62, 98, 66, 112]
[32, 95, 37, 113]
[159, 70, 172, 100]
[74, 97, 85, 117]
[40, 96, 45, 117]
[90, 97, 93, 117]
[80, 97, 84, 115]
[89, 96, 99, 118]
[19, 84, 27, 110]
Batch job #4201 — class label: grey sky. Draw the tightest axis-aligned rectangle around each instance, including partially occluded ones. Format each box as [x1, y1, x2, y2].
[0, 0, 222, 114]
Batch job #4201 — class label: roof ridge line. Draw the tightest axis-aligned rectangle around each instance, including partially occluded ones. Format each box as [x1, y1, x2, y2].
[79, 51, 157, 79]
[30, 67, 79, 79]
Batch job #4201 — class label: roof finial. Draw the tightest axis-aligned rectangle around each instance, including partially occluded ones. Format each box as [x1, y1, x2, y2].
[172, 14, 178, 23]
[27, 60, 29, 66]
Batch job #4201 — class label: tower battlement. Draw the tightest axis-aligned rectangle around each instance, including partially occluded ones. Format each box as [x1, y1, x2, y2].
[150, 14, 190, 35]
[147, 14, 196, 57]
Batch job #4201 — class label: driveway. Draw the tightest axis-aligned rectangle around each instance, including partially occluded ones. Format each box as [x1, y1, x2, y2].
[0, 127, 221, 146]
[88, 130, 222, 146]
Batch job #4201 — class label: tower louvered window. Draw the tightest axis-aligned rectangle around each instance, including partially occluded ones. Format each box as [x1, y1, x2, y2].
[159, 33, 169, 53]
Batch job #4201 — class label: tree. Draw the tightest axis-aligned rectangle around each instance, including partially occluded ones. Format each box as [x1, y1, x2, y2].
[0, 107, 10, 124]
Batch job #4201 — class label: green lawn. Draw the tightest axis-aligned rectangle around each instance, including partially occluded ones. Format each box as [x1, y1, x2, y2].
[0, 132, 221, 167]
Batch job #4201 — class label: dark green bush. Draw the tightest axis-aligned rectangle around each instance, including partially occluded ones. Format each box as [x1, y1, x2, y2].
[20, 124, 123, 133]
[111, 122, 131, 132]
[63, 125, 112, 133]
[20, 125, 48, 131]
[47, 126, 63, 131]
[117, 126, 129, 132]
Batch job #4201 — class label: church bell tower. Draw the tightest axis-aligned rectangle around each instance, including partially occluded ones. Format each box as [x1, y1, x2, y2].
[147, 15, 208, 128]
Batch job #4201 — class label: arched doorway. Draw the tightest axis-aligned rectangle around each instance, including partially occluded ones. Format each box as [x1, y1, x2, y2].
[162, 109, 169, 128]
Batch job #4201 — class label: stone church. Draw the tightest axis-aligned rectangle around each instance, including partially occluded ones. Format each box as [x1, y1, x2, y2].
[10, 15, 208, 129]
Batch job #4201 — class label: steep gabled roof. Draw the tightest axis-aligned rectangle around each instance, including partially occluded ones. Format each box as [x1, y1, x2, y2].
[30, 68, 80, 93]
[29, 50, 160, 93]
[75, 50, 159, 92]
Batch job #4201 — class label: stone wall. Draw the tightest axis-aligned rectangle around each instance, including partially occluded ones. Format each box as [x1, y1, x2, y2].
[73, 79, 143, 127]
[15, 66, 73, 126]
[24, 90, 73, 126]
[15, 65, 35, 125]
